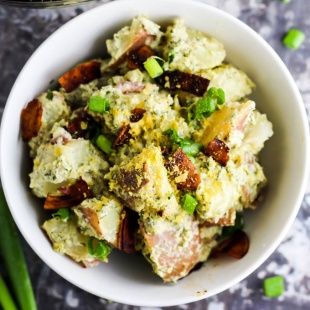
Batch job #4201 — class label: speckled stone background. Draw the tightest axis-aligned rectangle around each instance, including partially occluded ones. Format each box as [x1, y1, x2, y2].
[0, 0, 310, 309]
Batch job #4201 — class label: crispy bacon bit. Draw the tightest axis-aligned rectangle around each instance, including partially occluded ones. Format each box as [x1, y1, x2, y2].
[21, 99, 43, 142]
[117, 164, 149, 193]
[211, 230, 249, 259]
[58, 61, 101, 93]
[204, 138, 230, 166]
[113, 124, 131, 147]
[160, 146, 169, 157]
[130, 108, 146, 123]
[66, 117, 89, 138]
[117, 207, 139, 254]
[44, 179, 94, 210]
[81, 208, 102, 235]
[116, 81, 145, 94]
[127, 45, 155, 70]
[164, 148, 201, 191]
[109, 30, 155, 70]
[155, 70, 210, 96]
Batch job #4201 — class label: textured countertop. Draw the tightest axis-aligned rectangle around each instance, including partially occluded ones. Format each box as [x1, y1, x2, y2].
[0, 0, 310, 309]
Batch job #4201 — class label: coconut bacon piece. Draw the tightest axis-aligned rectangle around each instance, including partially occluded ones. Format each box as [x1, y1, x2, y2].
[164, 148, 201, 191]
[113, 124, 132, 147]
[58, 61, 101, 93]
[117, 207, 139, 254]
[130, 108, 146, 123]
[203, 138, 230, 167]
[211, 230, 249, 259]
[44, 179, 94, 210]
[21, 99, 43, 142]
[155, 70, 210, 96]
[127, 45, 155, 70]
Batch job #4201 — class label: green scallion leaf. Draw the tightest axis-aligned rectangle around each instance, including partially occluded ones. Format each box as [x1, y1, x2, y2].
[52, 208, 70, 222]
[217, 88, 225, 105]
[195, 97, 216, 119]
[88, 97, 110, 114]
[0, 275, 18, 310]
[96, 134, 112, 155]
[88, 237, 110, 260]
[182, 194, 198, 215]
[283, 28, 305, 50]
[180, 139, 203, 157]
[167, 49, 175, 64]
[264, 276, 285, 297]
[144, 57, 164, 78]
[163, 128, 180, 144]
[46, 89, 54, 100]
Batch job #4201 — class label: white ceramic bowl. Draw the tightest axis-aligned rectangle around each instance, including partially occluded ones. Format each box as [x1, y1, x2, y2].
[1, 0, 309, 306]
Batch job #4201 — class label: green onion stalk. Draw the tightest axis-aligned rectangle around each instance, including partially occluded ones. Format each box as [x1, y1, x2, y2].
[0, 187, 37, 310]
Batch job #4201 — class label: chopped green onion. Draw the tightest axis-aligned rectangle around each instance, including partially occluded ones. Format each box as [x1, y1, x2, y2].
[167, 49, 175, 64]
[192, 87, 226, 121]
[195, 97, 216, 119]
[0, 274, 18, 310]
[52, 208, 70, 222]
[163, 128, 180, 144]
[264, 276, 285, 297]
[182, 194, 198, 215]
[188, 156, 196, 164]
[88, 237, 110, 260]
[88, 97, 110, 114]
[217, 88, 225, 105]
[180, 139, 203, 157]
[46, 89, 54, 100]
[144, 57, 164, 78]
[283, 29, 305, 49]
[95, 134, 112, 155]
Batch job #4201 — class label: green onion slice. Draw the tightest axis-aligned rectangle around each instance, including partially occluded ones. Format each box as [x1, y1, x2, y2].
[144, 57, 164, 78]
[182, 194, 198, 215]
[264, 276, 285, 297]
[88, 237, 110, 260]
[180, 139, 203, 157]
[88, 97, 110, 114]
[52, 208, 70, 222]
[95, 134, 112, 155]
[46, 89, 54, 100]
[283, 29, 305, 49]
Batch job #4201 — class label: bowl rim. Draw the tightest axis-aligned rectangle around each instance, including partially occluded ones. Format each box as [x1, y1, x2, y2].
[1, 0, 310, 306]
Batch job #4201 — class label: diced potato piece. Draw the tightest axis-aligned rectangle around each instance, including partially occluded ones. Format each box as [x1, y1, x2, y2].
[201, 64, 255, 102]
[163, 18, 226, 73]
[106, 146, 181, 219]
[30, 136, 109, 198]
[198, 226, 222, 262]
[241, 110, 273, 154]
[195, 155, 239, 223]
[107, 16, 163, 68]
[28, 91, 70, 158]
[138, 212, 201, 282]
[193, 100, 255, 148]
[74, 195, 123, 247]
[229, 149, 267, 211]
[42, 217, 103, 267]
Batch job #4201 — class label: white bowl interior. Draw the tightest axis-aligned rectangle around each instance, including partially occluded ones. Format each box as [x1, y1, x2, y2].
[1, 0, 309, 307]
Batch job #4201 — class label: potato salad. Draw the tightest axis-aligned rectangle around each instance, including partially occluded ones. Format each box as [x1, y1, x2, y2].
[21, 16, 273, 283]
